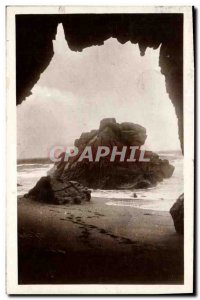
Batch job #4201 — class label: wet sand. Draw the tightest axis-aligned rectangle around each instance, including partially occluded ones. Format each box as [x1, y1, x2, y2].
[18, 196, 183, 284]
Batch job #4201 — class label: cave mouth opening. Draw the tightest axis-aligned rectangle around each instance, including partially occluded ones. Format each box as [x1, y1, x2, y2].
[17, 23, 181, 160]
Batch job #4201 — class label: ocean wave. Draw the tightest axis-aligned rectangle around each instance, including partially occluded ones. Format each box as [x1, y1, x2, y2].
[17, 156, 183, 212]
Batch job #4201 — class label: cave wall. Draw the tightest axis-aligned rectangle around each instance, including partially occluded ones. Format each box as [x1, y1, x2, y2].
[16, 14, 183, 150]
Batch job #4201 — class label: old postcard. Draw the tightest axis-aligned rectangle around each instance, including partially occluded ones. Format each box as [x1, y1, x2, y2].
[6, 6, 194, 294]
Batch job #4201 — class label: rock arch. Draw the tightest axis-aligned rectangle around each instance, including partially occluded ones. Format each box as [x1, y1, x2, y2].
[16, 14, 183, 150]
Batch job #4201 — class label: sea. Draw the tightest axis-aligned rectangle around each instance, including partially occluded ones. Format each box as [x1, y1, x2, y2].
[17, 151, 183, 212]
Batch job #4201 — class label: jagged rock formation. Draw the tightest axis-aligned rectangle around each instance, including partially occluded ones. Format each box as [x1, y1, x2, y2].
[50, 118, 174, 189]
[170, 193, 184, 235]
[15, 14, 183, 151]
[25, 176, 91, 204]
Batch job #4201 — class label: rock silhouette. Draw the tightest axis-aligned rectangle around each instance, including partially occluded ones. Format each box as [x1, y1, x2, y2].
[170, 193, 184, 235]
[50, 118, 174, 189]
[25, 176, 91, 204]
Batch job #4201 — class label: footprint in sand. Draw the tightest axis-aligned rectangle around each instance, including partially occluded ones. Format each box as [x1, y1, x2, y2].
[99, 229, 107, 234]
[94, 212, 105, 217]
[119, 238, 137, 245]
[79, 230, 90, 241]
[72, 220, 81, 225]
[59, 214, 137, 248]
[49, 209, 60, 213]
[109, 234, 118, 239]
[88, 225, 97, 229]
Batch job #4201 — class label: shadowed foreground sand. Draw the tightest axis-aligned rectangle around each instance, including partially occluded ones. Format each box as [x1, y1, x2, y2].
[18, 197, 183, 284]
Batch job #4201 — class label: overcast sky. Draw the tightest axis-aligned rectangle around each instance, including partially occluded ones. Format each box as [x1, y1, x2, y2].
[17, 23, 180, 159]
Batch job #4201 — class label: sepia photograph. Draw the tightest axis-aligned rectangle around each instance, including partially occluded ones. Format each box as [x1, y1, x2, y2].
[6, 6, 194, 294]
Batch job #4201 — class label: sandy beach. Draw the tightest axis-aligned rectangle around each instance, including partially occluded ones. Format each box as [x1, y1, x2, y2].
[18, 196, 183, 284]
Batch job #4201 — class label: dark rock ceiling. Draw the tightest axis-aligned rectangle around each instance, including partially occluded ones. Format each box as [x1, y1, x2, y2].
[16, 14, 183, 150]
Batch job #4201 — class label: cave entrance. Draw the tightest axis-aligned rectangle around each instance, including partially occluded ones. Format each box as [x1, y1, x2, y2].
[17, 23, 181, 160]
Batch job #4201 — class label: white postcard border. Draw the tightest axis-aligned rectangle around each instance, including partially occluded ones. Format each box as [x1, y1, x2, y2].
[6, 5, 194, 294]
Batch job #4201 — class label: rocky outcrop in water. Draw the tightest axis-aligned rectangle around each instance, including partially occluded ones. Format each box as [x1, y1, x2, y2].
[170, 193, 184, 235]
[50, 118, 174, 190]
[25, 176, 91, 204]
[73, 118, 147, 148]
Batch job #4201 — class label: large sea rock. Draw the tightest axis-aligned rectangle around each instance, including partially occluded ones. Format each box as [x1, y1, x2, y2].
[25, 176, 91, 205]
[170, 194, 184, 235]
[49, 118, 174, 190]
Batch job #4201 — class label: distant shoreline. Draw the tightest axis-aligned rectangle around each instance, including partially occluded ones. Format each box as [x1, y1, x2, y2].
[17, 157, 52, 165]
